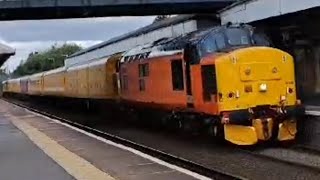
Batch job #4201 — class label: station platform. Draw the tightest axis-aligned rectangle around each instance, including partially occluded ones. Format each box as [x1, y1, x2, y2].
[0, 100, 201, 180]
[305, 105, 320, 116]
[0, 111, 74, 180]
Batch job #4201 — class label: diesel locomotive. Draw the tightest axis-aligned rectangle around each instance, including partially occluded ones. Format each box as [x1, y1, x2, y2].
[2, 23, 304, 145]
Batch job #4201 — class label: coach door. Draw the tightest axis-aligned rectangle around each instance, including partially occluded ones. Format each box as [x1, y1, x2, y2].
[20, 78, 28, 94]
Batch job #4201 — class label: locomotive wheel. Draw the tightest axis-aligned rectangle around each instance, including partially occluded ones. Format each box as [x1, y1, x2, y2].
[209, 124, 225, 144]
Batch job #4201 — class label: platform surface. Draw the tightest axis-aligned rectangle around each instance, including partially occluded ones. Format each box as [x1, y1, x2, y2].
[305, 105, 320, 116]
[0, 113, 74, 180]
[0, 100, 201, 180]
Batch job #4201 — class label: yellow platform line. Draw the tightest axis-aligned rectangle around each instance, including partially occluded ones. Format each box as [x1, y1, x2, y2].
[8, 115, 115, 180]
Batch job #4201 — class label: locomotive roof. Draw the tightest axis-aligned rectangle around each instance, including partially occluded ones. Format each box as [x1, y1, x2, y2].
[121, 24, 240, 62]
[68, 14, 217, 59]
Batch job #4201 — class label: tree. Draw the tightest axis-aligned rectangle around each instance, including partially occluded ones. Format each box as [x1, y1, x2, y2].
[12, 43, 82, 77]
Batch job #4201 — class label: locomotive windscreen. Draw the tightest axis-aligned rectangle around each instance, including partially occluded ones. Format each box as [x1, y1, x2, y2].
[225, 28, 251, 46]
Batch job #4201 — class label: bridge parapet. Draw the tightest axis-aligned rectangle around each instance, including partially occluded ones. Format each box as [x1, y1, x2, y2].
[0, 0, 235, 20]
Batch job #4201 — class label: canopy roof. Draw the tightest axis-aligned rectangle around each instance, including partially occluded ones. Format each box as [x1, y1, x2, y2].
[0, 43, 15, 67]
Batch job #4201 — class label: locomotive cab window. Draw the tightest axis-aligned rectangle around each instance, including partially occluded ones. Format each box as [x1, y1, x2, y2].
[225, 28, 250, 46]
[171, 59, 184, 91]
[139, 63, 149, 77]
[198, 27, 254, 59]
[215, 33, 226, 50]
[252, 32, 271, 47]
[199, 35, 217, 58]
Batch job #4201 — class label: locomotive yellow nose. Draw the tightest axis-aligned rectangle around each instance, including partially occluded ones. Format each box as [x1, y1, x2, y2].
[215, 47, 297, 112]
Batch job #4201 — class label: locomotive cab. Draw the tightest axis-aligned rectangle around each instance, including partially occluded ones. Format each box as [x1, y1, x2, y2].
[189, 24, 304, 145]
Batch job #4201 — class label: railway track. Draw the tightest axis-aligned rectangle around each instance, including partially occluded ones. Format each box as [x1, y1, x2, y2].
[294, 144, 320, 155]
[239, 146, 320, 173]
[2, 98, 244, 180]
[4, 97, 320, 180]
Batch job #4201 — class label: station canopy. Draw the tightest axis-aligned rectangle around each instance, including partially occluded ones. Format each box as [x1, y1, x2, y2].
[0, 43, 15, 67]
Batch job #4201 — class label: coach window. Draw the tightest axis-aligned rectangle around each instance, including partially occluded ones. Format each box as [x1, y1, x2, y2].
[139, 63, 149, 77]
[171, 59, 184, 91]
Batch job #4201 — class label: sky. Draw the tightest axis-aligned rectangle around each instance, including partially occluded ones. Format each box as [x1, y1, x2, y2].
[0, 16, 155, 73]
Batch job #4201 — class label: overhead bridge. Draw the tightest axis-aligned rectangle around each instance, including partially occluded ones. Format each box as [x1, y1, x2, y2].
[0, 0, 235, 21]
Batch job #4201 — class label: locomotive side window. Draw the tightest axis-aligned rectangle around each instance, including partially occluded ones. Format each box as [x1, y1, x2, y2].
[122, 75, 128, 90]
[215, 33, 226, 50]
[252, 33, 271, 46]
[139, 63, 149, 77]
[171, 59, 184, 91]
[201, 65, 217, 102]
[138, 63, 148, 91]
[139, 79, 145, 91]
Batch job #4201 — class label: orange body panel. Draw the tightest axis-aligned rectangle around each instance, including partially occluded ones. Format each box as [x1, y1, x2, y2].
[120, 54, 187, 110]
[120, 53, 220, 115]
[190, 64, 219, 115]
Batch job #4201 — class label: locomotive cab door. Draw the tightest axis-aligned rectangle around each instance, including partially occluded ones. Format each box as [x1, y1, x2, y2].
[183, 44, 199, 108]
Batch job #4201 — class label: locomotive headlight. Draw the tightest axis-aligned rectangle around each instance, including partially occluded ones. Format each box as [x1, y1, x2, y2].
[259, 83, 267, 92]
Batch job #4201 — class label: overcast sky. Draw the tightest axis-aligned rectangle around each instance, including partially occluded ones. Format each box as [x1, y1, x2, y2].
[0, 16, 155, 72]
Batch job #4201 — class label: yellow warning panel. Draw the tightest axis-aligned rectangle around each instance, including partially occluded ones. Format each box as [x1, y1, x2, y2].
[224, 124, 258, 145]
[278, 119, 297, 141]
